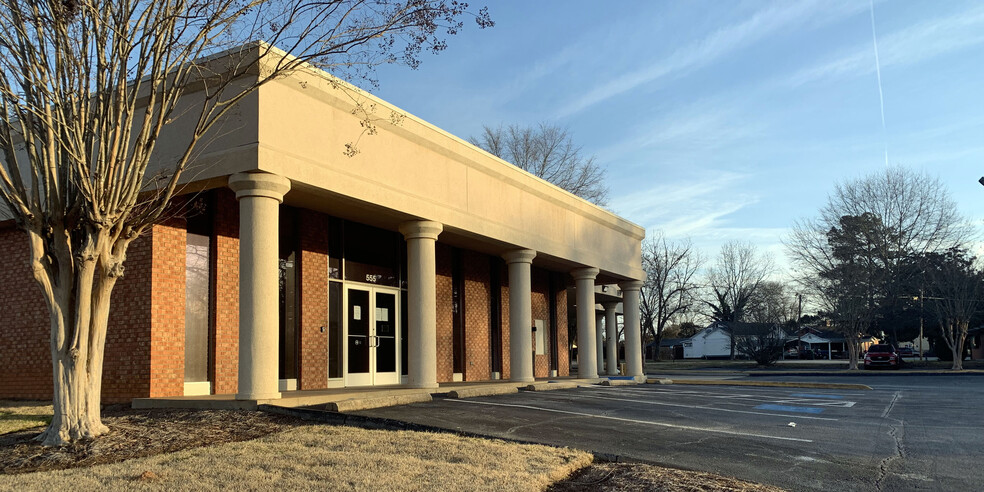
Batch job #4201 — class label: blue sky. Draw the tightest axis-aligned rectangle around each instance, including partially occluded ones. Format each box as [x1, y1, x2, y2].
[369, 0, 984, 273]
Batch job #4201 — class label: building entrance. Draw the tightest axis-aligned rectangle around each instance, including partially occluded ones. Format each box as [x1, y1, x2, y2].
[345, 286, 401, 386]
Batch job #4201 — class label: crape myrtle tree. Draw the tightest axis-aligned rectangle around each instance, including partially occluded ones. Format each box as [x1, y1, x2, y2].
[923, 248, 984, 370]
[638, 230, 702, 360]
[0, 0, 491, 446]
[469, 123, 609, 205]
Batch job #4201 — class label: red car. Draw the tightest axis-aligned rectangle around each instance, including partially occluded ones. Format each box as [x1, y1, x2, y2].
[863, 344, 903, 370]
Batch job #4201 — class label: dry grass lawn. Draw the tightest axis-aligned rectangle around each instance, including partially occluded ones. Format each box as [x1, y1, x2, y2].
[0, 401, 52, 435]
[0, 424, 591, 491]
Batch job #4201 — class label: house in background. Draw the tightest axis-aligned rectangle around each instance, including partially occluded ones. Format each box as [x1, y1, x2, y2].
[682, 323, 732, 359]
[784, 326, 878, 359]
[682, 322, 785, 359]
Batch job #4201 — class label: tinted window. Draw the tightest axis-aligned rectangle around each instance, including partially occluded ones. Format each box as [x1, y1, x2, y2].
[869, 344, 894, 352]
[344, 221, 400, 287]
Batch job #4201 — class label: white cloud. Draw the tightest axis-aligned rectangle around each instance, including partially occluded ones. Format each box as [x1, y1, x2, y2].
[592, 97, 766, 167]
[783, 4, 984, 87]
[609, 170, 759, 237]
[555, 0, 866, 118]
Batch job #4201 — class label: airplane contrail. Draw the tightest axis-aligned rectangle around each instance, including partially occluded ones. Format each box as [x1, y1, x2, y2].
[870, 0, 888, 166]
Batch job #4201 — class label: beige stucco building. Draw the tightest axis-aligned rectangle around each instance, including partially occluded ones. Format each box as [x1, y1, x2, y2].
[0, 45, 646, 404]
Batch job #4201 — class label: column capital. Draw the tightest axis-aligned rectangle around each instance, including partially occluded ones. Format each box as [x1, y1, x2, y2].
[571, 267, 600, 281]
[619, 280, 644, 292]
[228, 172, 291, 202]
[399, 220, 443, 241]
[601, 301, 620, 310]
[502, 249, 536, 265]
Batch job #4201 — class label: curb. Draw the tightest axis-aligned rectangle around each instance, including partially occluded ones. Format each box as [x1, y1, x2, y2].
[652, 379, 872, 390]
[645, 378, 673, 385]
[325, 393, 433, 412]
[524, 381, 583, 391]
[600, 379, 638, 387]
[447, 385, 520, 399]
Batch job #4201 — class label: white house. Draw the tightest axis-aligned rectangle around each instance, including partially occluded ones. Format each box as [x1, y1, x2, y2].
[683, 322, 788, 359]
[682, 323, 733, 359]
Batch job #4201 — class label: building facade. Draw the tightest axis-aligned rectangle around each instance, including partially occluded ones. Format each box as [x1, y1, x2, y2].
[0, 47, 646, 404]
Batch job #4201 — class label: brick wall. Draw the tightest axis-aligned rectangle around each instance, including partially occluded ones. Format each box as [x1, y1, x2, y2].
[0, 225, 55, 399]
[462, 250, 491, 381]
[0, 222, 177, 403]
[435, 243, 454, 383]
[499, 261, 511, 380]
[147, 220, 186, 398]
[101, 233, 153, 402]
[556, 283, 570, 376]
[531, 267, 550, 378]
[1, 204, 575, 401]
[298, 210, 328, 390]
[212, 189, 239, 395]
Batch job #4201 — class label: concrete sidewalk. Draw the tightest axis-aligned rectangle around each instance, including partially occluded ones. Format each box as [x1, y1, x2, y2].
[132, 377, 621, 413]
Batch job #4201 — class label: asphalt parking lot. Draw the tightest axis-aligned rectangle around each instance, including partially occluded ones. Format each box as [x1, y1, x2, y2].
[356, 375, 984, 491]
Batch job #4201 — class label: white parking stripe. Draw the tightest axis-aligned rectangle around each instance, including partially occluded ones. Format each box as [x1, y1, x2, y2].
[448, 399, 814, 443]
[589, 386, 859, 408]
[568, 392, 840, 421]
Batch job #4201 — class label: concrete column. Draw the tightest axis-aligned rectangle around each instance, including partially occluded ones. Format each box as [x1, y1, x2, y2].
[229, 172, 291, 400]
[399, 220, 443, 389]
[572, 268, 600, 379]
[619, 280, 645, 381]
[503, 249, 537, 382]
[595, 312, 605, 374]
[603, 302, 619, 375]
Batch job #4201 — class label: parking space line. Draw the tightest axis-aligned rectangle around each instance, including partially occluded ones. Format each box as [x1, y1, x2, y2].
[568, 392, 840, 421]
[586, 386, 857, 409]
[790, 394, 844, 399]
[447, 399, 814, 443]
[755, 404, 824, 414]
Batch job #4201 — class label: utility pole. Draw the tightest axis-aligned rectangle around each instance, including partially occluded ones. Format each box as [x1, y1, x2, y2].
[796, 293, 803, 356]
[919, 288, 924, 361]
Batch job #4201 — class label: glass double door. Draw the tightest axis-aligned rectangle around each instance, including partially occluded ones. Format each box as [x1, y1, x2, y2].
[345, 286, 400, 386]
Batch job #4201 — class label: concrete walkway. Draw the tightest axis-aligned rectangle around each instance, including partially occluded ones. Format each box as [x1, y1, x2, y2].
[131, 377, 612, 412]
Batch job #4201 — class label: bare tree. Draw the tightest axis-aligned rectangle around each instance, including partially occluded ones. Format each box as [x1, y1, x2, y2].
[788, 167, 967, 350]
[470, 123, 609, 205]
[638, 230, 702, 359]
[822, 166, 967, 259]
[0, 0, 491, 446]
[790, 214, 893, 370]
[745, 281, 798, 326]
[732, 322, 786, 366]
[704, 241, 773, 359]
[819, 284, 873, 371]
[925, 249, 983, 370]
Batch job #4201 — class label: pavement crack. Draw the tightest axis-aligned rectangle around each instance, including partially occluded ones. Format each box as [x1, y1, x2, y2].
[875, 417, 907, 491]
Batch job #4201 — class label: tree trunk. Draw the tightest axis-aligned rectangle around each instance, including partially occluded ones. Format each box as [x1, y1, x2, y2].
[846, 335, 860, 370]
[29, 228, 124, 446]
[942, 319, 968, 372]
[951, 329, 967, 371]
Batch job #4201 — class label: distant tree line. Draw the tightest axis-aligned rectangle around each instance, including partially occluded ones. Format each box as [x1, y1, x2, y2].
[639, 166, 980, 371]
